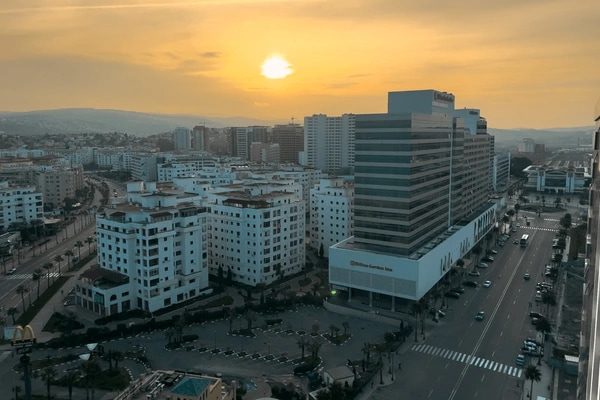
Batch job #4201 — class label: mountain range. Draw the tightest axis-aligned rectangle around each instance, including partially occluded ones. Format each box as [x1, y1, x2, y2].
[0, 108, 594, 149]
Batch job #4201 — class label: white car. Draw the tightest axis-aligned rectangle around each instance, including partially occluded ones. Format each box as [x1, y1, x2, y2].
[477, 262, 489, 269]
[483, 280, 492, 288]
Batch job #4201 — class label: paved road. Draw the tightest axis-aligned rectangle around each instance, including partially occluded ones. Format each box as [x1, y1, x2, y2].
[371, 212, 560, 400]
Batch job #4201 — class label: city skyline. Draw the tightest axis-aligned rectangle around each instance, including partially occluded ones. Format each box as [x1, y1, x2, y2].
[1, 0, 598, 129]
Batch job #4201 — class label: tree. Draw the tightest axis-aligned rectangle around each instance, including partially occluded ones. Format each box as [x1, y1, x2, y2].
[319, 243, 324, 259]
[75, 240, 84, 259]
[34, 268, 42, 298]
[66, 370, 78, 400]
[40, 365, 57, 400]
[411, 302, 424, 342]
[374, 343, 386, 384]
[514, 203, 520, 216]
[43, 262, 53, 287]
[217, 266, 224, 288]
[362, 342, 372, 366]
[81, 359, 101, 400]
[165, 327, 175, 345]
[65, 250, 74, 270]
[536, 318, 552, 338]
[16, 284, 28, 313]
[12, 385, 21, 400]
[227, 309, 237, 334]
[333, 326, 340, 338]
[342, 321, 349, 336]
[542, 291, 557, 314]
[112, 350, 123, 368]
[329, 324, 336, 337]
[244, 309, 256, 330]
[310, 339, 322, 362]
[312, 323, 320, 336]
[297, 336, 308, 360]
[525, 365, 542, 400]
[85, 236, 95, 254]
[54, 255, 64, 276]
[7, 307, 17, 324]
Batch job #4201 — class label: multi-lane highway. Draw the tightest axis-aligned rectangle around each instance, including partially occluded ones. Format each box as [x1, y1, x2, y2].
[373, 211, 561, 400]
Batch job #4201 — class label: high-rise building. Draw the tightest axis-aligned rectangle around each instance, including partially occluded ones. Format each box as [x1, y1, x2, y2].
[228, 126, 270, 160]
[329, 90, 495, 304]
[272, 124, 303, 164]
[173, 127, 192, 150]
[303, 114, 355, 174]
[192, 125, 210, 152]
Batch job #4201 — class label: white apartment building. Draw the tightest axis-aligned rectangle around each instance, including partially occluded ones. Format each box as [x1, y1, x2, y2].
[157, 159, 223, 183]
[304, 114, 355, 174]
[250, 142, 280, 163]
[309, 177, 354, 257]
[130, 153, 159, 182]
[76, 181, 209, 315]
[207, 183, 305, 286]
[0, 182, 44, 231]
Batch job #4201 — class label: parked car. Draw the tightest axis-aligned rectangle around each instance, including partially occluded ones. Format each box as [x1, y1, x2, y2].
[524, 338, 542, 347]
[475, 311, 485, 321]
[463, 281, 478, 287]
[450, 287, 465, 294]
[468, 270, 481, 277]
[445, 291, 460, 299]
[488, 249, 498, 255]
[477, 263, 489, 269]
[482, 280, 492, 288]
[482, 255, 494, 262]
[429, 309, 446, 318]
[530, 311, 544, 319]
[516, 354, 525, 366]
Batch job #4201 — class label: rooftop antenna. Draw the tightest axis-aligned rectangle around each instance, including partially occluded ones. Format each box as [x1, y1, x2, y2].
[291, 116, 294, 125]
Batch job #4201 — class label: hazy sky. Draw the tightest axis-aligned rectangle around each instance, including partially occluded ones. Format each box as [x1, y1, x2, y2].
[1, 0, 599, 128]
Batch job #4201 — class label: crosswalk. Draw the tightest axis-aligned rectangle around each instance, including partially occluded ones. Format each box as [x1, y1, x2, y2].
[3, 272, 60, 280]
[521, 226, 558, 232]
[411, 344, 522, 378]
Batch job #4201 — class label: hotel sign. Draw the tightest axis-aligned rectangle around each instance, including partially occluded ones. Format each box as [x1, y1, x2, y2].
[434, 92, 455, 103]
[350, 260, 393, 272]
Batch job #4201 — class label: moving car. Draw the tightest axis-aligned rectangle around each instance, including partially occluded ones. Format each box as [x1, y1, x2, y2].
[516, 354, 525, 366]
[475, 311, 485, 321]
[513, 239, 520, 244]
[482, 280, 492, 288]
[445, 291, 460, 299]
[524, 273, 531, 280]
[463, 281, 478, 287]
[6, 267, 17, 275]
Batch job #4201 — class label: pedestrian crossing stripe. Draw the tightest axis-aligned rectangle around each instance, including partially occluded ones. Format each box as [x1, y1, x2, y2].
[4, 272, 60, 280]
[411, 344, 522, 378]
[521, 227, 558, 232]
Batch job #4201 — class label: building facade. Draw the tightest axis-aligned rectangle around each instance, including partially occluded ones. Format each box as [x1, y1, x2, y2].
[272, 124, 304, 164]
[0, 182, 44, 231]
[36, 166, 84, 210]
[330, 89, 495, 303]
[207, 183, 305, 286]
[303, 114, 355, 174]
[309, 177, 354, 257]
[174, 127, 192, 151]
[76, 182, 209, 315]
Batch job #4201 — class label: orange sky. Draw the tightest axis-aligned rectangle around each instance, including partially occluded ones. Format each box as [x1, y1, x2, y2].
[0, 0, 599, 129]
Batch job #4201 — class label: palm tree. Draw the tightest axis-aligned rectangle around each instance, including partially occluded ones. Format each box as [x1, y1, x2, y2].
[362, 342, 372, 366]
[7, 307, 17, 324]
[64, 250, 74, 270]
[85, 236, 95, 254]
[310, 339, 322, 362]
[244, 309, 256, 330]
[297, 336, 308, 360]
[81, 359, 101, 400]
[375, 343, 386, 384]
[342, 321, 350, 336]
[165, 327, 175, 345]
[16, 285, 28, 313]
[226, 309, 237, 334]
[54, 255, 64, 276]
[312, 323, 320, 336]
[43, 262, 53, 287]
[40, 365, 57, 400]
[66, 371, 78, 400]
[34, 268, 42, 298]
[411, 302, 424, 342]
[542, 291, 557, 314]
[514, 203, 520, 216]
[112, 350, 124, 368]
[329, 324, 336, 337]
[75, 240, 84, 260]
[525, 365, 542, 399]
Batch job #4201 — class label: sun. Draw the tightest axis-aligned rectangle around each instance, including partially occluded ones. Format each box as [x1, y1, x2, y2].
[261, 55, 292, 79]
